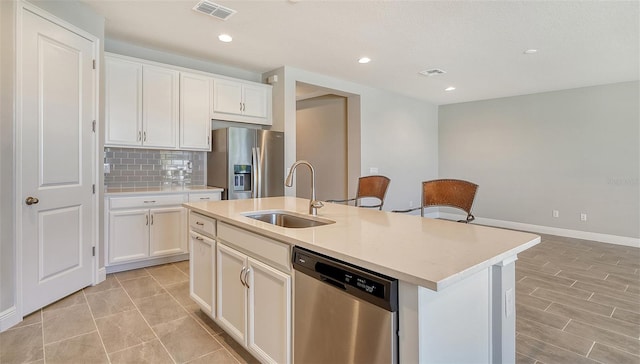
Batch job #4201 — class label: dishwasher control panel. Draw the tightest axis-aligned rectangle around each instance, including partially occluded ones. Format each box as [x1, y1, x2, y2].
[293, 246, 398, 311]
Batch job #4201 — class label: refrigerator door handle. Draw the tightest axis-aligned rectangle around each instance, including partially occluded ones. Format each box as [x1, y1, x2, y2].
[251, 147, 258, 198]
[255, 147, 262, 198]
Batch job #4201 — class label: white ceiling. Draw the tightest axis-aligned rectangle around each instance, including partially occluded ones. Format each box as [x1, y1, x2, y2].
[82, 0, 639, 105]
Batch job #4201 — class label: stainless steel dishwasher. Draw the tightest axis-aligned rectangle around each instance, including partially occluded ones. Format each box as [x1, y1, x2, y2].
[292, 247, 398, 364]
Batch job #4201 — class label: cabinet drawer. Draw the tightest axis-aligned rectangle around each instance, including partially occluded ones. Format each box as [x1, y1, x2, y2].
[218, 222, 290, 273]
[190, 211, 216, 237]
[188, 192, 221, 203]
[109, 194, 186, 209]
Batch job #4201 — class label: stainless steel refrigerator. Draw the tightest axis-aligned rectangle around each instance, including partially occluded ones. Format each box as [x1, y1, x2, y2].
[207, 127, 284, 200]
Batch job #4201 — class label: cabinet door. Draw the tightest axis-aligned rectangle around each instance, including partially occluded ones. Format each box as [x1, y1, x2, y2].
[143, 65, 179, 148]
[242, 84, 268, 118]
[189, 232, 215, 315]
[180, 72, 212, 150]
[213, 79, 243, 115]
[105, 57, 142, 146]
[149, 207, 186, 256]
[108, 209, 149, 263]
[217, 243, 248, 345]
[247, 258, 291, 364]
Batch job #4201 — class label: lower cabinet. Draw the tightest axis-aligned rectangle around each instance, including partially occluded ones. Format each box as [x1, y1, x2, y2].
[106, 194, 187, 266]
[189, 211, 217, 316]
[109, 206, 186, 263]
[217, 242, 291, 364]
[189, 231, 214, 314]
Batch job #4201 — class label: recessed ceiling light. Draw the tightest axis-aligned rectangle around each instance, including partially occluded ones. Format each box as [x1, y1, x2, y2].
[445, 86, 456, 92]
[523, 49, 538, 54]
[358, 57, 371, 64]
[218, 34, 233, 42]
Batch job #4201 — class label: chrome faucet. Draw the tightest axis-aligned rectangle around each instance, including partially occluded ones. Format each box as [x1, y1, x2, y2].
[285, 160, 324, 215]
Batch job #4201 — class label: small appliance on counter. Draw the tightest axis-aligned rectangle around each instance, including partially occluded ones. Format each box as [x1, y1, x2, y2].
[207, 127, 284, 200]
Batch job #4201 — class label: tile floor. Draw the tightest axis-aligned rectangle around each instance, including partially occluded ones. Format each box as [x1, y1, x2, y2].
[1, 234, 638, 364]
[0, 261, 257, 364]
[515, 234, 640, 363]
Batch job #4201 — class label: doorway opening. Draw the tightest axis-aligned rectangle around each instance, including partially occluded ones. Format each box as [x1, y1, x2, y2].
[295, 82, 358, 202]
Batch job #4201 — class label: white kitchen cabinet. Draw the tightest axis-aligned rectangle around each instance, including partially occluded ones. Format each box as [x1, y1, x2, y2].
[108, 209, 149, 263]
[106, 194, 187, 267]
[105, 57, 142, 147]
[149, 207, 186, 256]
[247, 258, 291, 364]
[180, 72, 212, 151]
[105, 54, 179, 149]
[142, 65, 179, 148]
[216, 236, 291, 364]
[189, 211, 216, 316]
[217, 243, 248, 344]
[213, 78, 272, 125]
[190, 231, 214, 314]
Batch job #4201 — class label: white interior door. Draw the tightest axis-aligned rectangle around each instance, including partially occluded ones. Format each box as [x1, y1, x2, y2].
[20, 8, 95, 315]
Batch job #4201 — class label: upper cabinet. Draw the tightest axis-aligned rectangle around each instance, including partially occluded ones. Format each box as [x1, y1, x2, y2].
[180, 72, 213, 151]
[105, 55, 179, 149]
[213, 78, 272, 125]
[105, 53, 272, 150]
[105, 57, 143, 147]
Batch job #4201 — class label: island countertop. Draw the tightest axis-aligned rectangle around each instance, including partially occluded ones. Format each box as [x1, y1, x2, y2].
[184, 196, 540, 291]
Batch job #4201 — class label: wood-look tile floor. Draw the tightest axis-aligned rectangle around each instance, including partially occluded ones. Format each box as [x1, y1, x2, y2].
[1, 234, 638, 363]
[0, 261, 258, 364]
[516, 234, 640, 364]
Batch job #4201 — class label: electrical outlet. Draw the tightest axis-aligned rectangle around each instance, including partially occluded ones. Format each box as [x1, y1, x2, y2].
[505, 288, 514, 317]
[552, 210, 559, 218]
[103, 163, 111, 174]
[580, 213, 587, 222]
[409, 201, 413, 208]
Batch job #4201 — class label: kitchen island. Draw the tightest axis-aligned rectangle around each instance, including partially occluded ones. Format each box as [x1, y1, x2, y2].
[184, 196, 540, 363]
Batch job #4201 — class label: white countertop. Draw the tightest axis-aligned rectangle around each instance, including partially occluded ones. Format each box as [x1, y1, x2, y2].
[184, 197, 540, 291]
[105, 185, 223, 196]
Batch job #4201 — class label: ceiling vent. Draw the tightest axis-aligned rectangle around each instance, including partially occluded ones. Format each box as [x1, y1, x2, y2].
[193, 1, 236, 21]
[419, 68, 447, 77]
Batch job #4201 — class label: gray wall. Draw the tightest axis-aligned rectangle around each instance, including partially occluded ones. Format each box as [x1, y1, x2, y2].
[296, 95, 348, 201]
[264, 66, 439, 212]
[439, 81, 640, 238]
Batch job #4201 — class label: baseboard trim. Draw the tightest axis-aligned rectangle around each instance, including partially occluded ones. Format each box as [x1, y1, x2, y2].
[438, 212, 640, 248]
[105, 253, 189, 274]
[0, 306, 21, 332]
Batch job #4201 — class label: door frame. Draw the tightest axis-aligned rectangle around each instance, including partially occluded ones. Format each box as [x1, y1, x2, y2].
[14, 0, 101, 319]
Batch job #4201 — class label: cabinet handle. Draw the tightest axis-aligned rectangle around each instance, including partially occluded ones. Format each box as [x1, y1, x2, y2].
[240, 102, 243, 112]
[194, 235, 203, 241]
[239, 267, 247, 287]
[242, 103, 246, 112]
[151, 214, 154, 225]
[143, 131, 147, 141]
[199, 197, 210, 200]
[143, 200, 156, 204]
[138, 131, 141, 141]
[207, 135, 210, 146]
[146, 215, 149, 226]
[244, 268, 251, 289]
[195, 221, 204, 226]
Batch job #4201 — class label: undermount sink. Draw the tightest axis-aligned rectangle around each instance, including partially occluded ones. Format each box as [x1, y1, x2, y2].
[243, 210, 335, 229]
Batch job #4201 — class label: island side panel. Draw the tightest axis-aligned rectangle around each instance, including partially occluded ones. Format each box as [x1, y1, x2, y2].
[491, 257, 517, 363]
[399, 267, 491, 363]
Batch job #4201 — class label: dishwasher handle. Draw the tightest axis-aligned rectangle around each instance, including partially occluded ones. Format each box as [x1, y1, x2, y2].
[320, 275, 346, 290]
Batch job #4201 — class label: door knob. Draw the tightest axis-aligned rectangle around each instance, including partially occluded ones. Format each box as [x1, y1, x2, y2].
[25, 197, 39, 205]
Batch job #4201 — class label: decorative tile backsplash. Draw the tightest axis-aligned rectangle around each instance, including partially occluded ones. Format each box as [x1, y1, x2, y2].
[104, 147, 205, 188]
